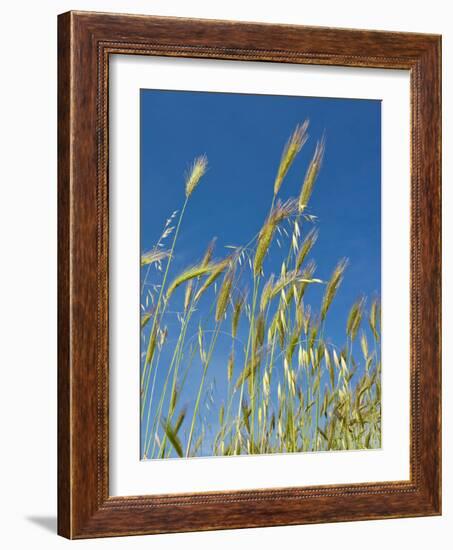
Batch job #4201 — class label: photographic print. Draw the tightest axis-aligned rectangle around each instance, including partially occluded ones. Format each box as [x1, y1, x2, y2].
[140, 89, 381, 460]
[58, 13, 441, 537]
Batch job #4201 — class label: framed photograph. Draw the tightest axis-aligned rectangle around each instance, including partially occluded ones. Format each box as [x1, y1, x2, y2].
[58, 11, 441, 538]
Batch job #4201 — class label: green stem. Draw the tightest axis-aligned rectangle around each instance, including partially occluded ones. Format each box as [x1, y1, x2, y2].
[147, 302, 194, 458]
[234, 276, 259, 453]
[141, 197, 189, 392]
[157, 288, 199, 457]
[186, 322, 222, 457]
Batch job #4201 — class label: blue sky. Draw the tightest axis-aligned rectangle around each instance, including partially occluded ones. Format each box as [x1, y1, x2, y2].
[140, 88, 381, 458]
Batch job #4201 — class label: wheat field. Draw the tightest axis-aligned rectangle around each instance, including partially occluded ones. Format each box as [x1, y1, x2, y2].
[140, 122, 381, 460]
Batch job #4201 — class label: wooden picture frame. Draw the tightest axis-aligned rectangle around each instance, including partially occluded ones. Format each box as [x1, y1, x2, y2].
[58, 10, 441, 539]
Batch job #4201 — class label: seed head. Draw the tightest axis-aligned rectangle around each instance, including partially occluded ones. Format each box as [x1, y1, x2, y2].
[298, 138, 325, 212]
[274, 121, 309, 195]
[254, 199, 298, 275]
[185, 155, 208, 198]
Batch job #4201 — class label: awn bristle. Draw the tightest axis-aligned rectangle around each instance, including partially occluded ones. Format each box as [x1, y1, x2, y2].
[145, 325, 158, 366]
[274, 121, 309, 195]
[346, 296, 366, 341]
[141, 249, 171, 267]
[369, 299, 380, 341]
[201, 237, 217, 267]
[298, 138, 325, 212]
[263, 370, 270, 398]
[254, 199, 298, 275]
[215, 270, 234, 322]
[235, 353, 261, 390]
[232, 294, 245, 338]
[295, 228, 319, 270]
[185, 155, 208, 198]
[254, 312, 265, 350]
[141, 311, 152, 330]
[260, 274, 275, 312]
[194, 257, 231, 302]
[183, 238, 217, 311]
[296, 261, 317, 305]
[360, 330, 369, 360]
[227, 351, 234, 382]
[285, 329, 300, 363]
[158, 326, 168, 349]
[166, 262, 215, 300]
[184, 281, 193, 313]
[273, 269, 321, 302]
[321, 258, 348, 321]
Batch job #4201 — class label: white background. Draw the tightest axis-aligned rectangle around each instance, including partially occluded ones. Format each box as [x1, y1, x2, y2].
[0, 1, 450, 548]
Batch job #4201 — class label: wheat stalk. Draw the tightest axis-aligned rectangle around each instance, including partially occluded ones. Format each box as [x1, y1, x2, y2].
[141, 130, 381, 459]
[254, 199, 298, 275]
[274, 122, 309, 195]
[298, 138, 325, 212]
[166, 263, 215, 300]
[185, 155, 208, 198]
[320, 258, 348, 321]
[141, 249, 171, 267]
[215, 269, 234, 322]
